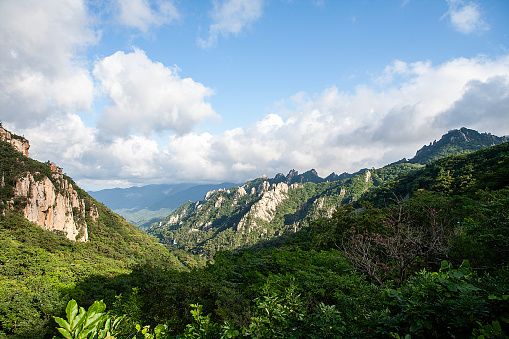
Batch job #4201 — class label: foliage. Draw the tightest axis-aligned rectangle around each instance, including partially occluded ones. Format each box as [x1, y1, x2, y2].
[2, 130, 509, 338]
[53, 299, 122, 339]
[382, 261, 508, 338]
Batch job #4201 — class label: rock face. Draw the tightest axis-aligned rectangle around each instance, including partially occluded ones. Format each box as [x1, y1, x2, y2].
[0, 123, 29, 157]
[237, 182, 291, 233]
[10, 163, 89, 242]
[0, 124, 94, 242]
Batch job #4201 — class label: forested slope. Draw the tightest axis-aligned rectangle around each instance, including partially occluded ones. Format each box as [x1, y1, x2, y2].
[47, 142, 509, 339]
[0, 138, 201, 338]
[1, 128, 508, 338]
[148, 128, 508, 259]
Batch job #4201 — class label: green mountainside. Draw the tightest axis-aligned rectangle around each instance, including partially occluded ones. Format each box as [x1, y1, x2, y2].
[408, 127, 508, 164]
[0, 135, 204, 338]
[50, 140, 509, 338]
[148, 163, 422, 257]
[1, 126, 508, 338]
[147, 127, 507, 258]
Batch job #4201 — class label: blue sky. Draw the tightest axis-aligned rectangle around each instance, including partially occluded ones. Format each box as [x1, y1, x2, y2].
[1, 0, 508, 190]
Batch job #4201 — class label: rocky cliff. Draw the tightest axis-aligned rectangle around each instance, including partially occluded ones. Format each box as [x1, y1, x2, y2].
[0, 123, 30, 157]
[147, 167, 391, 257]
[11, 165, 89, 242]
[1, 126, 94, 242]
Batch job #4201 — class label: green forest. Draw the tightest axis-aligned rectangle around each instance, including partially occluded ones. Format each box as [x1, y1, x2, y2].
[0, 137, 508, 338]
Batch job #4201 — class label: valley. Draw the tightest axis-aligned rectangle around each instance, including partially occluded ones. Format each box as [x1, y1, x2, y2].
[0, 126, 508, 338]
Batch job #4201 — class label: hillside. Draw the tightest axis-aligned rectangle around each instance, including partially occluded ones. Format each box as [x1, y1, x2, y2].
[1, 126, 508, 338]
[0, 128, 203, 338]
[147, 163, 421, 257]
[408, 127, 508, 164]
[89, 182, 239, 227]
[46, 139, 509, 338]
[147, 127, 507, 258]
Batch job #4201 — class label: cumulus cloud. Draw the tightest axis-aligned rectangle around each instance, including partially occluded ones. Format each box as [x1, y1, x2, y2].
[0, 0, 97, 128]
[443, 0, 489, 34]
[93, 48, 219, 137]
[435, 75, 509, 134]
[116, 0, 179, 32]
[198, 0, 264, 48]
[10, 53, 509, 191]
[164, 55, 509, 182]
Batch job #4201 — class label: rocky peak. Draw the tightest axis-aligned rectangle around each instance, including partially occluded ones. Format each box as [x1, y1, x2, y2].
[0, 126, 94, 242]
[286, 169, 299, 182]
[411, 127, 509, 164]
[0, 123, 29, 157]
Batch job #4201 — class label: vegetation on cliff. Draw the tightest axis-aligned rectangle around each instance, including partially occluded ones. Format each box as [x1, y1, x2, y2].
[0, 127, 508, 338]
[0, 138, 202, 338]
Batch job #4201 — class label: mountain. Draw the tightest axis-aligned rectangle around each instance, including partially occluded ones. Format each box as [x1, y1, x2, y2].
[147, 162, 423, 257]
[360, 140, 509, 207]
[1, 124, 508, 338]
[89, 182, 239, 227]
[147, 127, 508, 258]
[408, 127, 508, 164]
[0, 125, 203, 337]
[1, 124, 90, 242]
[101, 127, 506, 228]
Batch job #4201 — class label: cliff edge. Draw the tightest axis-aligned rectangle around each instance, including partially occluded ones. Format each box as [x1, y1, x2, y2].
[1, 124, 95, 242]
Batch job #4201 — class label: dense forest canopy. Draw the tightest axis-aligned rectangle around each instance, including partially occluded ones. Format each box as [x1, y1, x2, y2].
[0, 129, 508, 338]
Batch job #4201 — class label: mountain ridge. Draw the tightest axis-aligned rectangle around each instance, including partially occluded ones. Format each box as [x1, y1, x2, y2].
[146, 127, 508, 257]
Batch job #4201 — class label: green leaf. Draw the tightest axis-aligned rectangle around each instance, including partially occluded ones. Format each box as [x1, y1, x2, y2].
[82, 313, 104, 331]
[87, 300, 107, 315]
[54, 316, 71, 333]
[66, 299, 79, 328]
[446, 283, 458, 292]
[492, 321, 502, 333]
[103, 318, 112, 332]
[57, 327, 73, 339]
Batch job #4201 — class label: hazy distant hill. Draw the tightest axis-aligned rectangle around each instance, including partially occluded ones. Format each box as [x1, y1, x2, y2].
[89, 182, 239, 227]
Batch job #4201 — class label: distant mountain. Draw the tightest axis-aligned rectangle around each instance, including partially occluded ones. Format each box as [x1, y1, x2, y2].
[92, 127, 508, 230]
[147, 162, 423, 257]
[89, 169, 359, 228]
[89, 182, 239, 226]
[146, 127, 508, 258]
[408, 127, 508, 164]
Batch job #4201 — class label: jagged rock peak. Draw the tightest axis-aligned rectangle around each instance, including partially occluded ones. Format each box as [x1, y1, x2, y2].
[324, 172, 341, 182]
[0, 125, 93, 242]
[286, 169, 299, 181]
[0, 123, 30, 157]
[411, 127, 508, 164]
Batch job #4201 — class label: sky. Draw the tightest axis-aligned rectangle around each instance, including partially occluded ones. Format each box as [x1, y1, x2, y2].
[1, 0, 508, 191]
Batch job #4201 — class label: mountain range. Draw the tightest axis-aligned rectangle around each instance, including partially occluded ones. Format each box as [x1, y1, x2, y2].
[92, 127, 508, 230]
[144, 127, 508, 257]
[89, 182, 239, 228]
[1, 124, 508, 338]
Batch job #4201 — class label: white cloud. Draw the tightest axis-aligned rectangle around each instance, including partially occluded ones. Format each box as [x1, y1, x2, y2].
[93, 48, 219, 137]
[443, 0, 489, 34]
[0, 0, 97, 128]
[166, 55, 509, 182]
[116, 0, 179, 32]
[198, 0, 264, 48]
